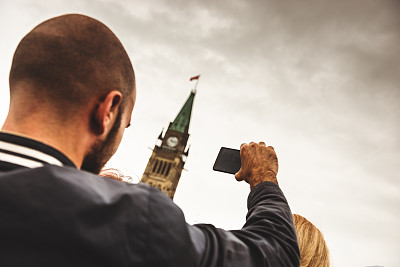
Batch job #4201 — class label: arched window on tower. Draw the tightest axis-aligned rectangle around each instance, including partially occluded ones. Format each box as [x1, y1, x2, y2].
[166, 163, 172, 176]
[157, 160, 163, 173]
[152, 160, 159, 173]
[161, 161, 167, 175]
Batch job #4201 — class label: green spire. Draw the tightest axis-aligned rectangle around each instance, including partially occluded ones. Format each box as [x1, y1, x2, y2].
[168, 91, 196, 133]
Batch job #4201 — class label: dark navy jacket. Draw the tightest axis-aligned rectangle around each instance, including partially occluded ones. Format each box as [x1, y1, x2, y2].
[0, 132, 300, 266]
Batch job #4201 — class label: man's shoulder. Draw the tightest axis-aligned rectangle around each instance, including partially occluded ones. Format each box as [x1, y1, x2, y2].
[0, 165, 193, 266]
[0, 165, 166, 205]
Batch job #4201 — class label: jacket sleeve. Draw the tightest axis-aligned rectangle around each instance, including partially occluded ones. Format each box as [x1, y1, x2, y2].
[189, 182, 300, 267]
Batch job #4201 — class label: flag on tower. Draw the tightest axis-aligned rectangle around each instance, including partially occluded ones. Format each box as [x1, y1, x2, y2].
[190, 75, 200, 81]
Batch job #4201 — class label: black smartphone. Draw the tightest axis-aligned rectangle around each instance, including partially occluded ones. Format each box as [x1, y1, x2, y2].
[213, 147, 241, 174]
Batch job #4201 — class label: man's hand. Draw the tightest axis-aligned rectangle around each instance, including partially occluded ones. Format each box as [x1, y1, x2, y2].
[235, 142, 278, 189]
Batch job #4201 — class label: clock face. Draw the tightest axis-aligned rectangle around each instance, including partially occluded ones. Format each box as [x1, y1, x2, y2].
[166, 136, 179, 148]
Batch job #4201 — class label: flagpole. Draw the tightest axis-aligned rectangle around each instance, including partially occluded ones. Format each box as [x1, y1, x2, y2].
[192, 75, 200, 94]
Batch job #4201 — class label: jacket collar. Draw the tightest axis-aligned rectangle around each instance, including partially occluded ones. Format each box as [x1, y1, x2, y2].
[0, 131, 76, 170]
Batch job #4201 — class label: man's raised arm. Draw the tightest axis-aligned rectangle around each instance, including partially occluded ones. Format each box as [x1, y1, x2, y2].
[187, 142, 300, 267]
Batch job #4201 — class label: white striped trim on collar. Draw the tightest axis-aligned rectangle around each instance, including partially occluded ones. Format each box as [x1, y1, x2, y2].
[0, 140, 63, 168]
[0, 151, 44, 168]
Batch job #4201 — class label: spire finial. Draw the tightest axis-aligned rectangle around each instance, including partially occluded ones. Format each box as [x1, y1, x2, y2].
[189, 74, 200, 94]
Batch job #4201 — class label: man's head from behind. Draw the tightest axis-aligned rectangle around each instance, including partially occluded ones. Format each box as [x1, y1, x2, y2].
[7, 14, 136, 173]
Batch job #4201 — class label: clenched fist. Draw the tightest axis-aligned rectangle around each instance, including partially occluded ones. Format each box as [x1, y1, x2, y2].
[235, 142, 278, 189]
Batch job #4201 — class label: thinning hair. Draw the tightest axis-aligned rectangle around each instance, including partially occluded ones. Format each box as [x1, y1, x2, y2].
[293, 214, 330, 267]
[9, 14, 135, 117]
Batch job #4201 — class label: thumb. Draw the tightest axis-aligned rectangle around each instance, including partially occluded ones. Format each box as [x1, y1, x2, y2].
[235, 167, 244, 181]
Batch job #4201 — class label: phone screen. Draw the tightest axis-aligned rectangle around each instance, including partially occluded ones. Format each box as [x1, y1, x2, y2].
[213, 147, 241, 174]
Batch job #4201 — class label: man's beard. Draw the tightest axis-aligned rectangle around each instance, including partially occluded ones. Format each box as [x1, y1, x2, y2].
[80, 110, 122, 174]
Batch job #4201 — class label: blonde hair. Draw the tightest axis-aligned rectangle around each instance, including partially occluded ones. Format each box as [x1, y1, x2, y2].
[293, 214, 330, 267]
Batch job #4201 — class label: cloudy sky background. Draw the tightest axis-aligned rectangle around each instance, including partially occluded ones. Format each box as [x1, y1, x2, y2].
[1, 0, 399, 266]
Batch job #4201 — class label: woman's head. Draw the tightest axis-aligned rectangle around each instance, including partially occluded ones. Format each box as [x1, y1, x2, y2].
[293, 214, 330, 267]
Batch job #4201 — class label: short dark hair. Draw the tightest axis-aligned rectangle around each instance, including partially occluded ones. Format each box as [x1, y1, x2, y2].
[9, 14, 135, 116]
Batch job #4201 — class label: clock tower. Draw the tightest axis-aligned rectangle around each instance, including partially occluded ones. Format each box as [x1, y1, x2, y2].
[140, 88, 196, 199]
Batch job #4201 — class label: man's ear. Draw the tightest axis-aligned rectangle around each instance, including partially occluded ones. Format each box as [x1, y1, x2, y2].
[93, 90, 122, 136]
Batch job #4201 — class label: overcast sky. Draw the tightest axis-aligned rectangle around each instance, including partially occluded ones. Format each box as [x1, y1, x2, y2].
[1, 0, 399, 266]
